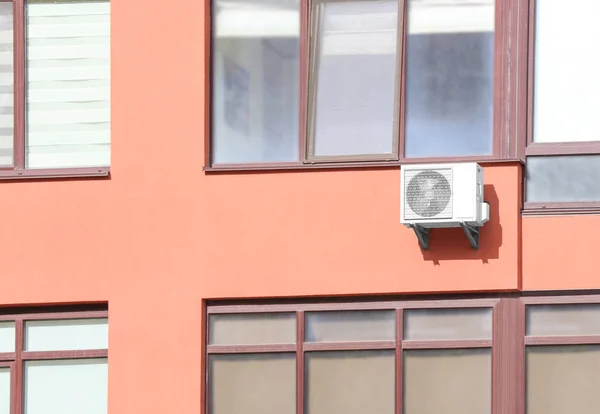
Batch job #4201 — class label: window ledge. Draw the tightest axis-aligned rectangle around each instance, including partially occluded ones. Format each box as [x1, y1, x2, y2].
[0, 167, 110, 181]
[204, 158, 523, 173]
[522, 202, 600, 217]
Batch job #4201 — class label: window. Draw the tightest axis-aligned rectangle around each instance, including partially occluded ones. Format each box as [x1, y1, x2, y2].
[206, 299, 510, 414]
[524, 0, 600, 207]
[0, 308, 108, 414]
[207, 295, 600, 414]
[209, 0, 511, 168]
[0, 0, 110, 179]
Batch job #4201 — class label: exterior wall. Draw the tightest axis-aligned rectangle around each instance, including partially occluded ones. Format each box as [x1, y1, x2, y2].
[0, 0, 593, 413]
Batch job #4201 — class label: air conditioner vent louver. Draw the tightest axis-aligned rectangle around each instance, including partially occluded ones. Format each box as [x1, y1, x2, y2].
[404, 169, 453, 220]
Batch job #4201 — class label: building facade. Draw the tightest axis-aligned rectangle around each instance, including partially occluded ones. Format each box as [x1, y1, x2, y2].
[1, 0, 600, 413]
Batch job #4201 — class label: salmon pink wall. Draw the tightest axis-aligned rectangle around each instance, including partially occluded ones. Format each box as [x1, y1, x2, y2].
[0, 0, 527, 413]
[522, 215, 600, 291]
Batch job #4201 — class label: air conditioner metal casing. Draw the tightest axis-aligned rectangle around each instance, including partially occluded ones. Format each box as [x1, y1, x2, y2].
[400, 162, 489, 228]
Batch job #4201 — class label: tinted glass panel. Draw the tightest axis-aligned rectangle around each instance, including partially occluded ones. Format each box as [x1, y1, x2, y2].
[212, 0, 300, 163]
[404, 0, 494, 157]
[305, 310, 395, 342]
[24, 359, 108, 414]
[526, 155, 600, 203]
[527, 304, 600, 336]
[533, 0, 600, 143]
[209, 313, 296, 345]
[0, 322, 14, 353]
[305, 350, 395, 414]
[311, 0, 397, 157]
[25, 318, 108, 351]
[209, 354, 296, 414]
[404, 308, 492, 340]
[527, 346, 600, 414]
[404, 348, 492, 414]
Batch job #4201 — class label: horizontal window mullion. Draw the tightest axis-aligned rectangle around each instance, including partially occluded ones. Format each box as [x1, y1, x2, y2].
[303, 340, 396, 351]
[0, 352, 15, 362]
[402, 339, 492, 349]
[21, 349, 107, 360]
[526, 142, 600, 156]
[207, 344, 296, 354]
[525, 335, 600, 346]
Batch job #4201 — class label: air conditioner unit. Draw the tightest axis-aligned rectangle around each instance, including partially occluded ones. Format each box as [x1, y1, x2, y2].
[400, 162, 489, 250]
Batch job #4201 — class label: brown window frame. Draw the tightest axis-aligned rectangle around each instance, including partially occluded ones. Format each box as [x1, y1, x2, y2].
[0, 307, 108, 414]
[204, 297, 523, 414]
[521, 0, 600, 214]
[0, 0, 109, 181]
[205, 0, 524, 172]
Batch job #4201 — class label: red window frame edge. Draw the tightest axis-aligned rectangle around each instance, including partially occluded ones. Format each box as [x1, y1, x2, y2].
[0, 308, 108, 414]
[203, 0, 526, 173]
[0, 0, 110, 181]
[520, 0, 600, 215]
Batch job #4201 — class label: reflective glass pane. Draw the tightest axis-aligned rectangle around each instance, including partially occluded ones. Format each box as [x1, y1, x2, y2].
[24, 359, 108, 414]
[306, 350, 395, 414]
[209, 313, 296, 345]
[305, 310, 395, 342]
[527, 304, 600, 336]
[405, 0, 494, 157]
[404, 308, 492, 340]
[0, 367, 9, 414]
[209, 354, 296, 414]
[404, 349, 492, 414]
[311, 0, 397, 157]
[25, 318, 108, 351]
[0, 322, 14, 353]
[533, 0, 600, 143]
[0, 3, 13, 167]
[526, 155, 600, 203]
[212, 0, 300, 163]
[527, 346, 600, 414]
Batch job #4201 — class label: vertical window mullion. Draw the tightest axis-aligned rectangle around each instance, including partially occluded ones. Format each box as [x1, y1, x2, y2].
[12, 0, 24, 170]
[296, 311, 304, 414]
[395, 308, 403, 414]
[299, 0, 309, 163]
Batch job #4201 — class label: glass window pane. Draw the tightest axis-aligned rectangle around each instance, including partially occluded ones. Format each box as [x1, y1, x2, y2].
[25, 318, 108, 351]
[26, 0, 111, 168]
[209, 353, 295, 414]
[212, 0, 299, 164]
[405, 0, 494, 157]
[306, 350, 395, 414]
[0, 367, 10, 414]
[311, 0, 397, 158]
[527, 346, 600, 414]
[0, 322, 14, 353]
[305, 311, 395, 342]
[404, 308, 492, 340]
[209, 313, 296, 345]
[24, 358, 108, 414]
[533, 0, 600, 143]
[0, 3, 13, 167]
[404, 348, 491, 414]
[527, 304, 600, 336]
[526, 155, 600, 203]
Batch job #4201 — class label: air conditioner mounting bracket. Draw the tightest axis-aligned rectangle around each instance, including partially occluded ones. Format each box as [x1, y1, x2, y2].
[409, 224, 430, 250]
[459, 222, 480, 250]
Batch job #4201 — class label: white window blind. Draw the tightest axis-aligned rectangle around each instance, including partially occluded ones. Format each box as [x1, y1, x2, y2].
[26, 0, 110, 168]
[0, 3, 13, 167]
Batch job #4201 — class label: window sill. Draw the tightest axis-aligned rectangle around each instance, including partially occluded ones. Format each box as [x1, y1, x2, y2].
[0, 167, 110, 181]
[204, 158, 523, 173]
[522, 202, 600, 216]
